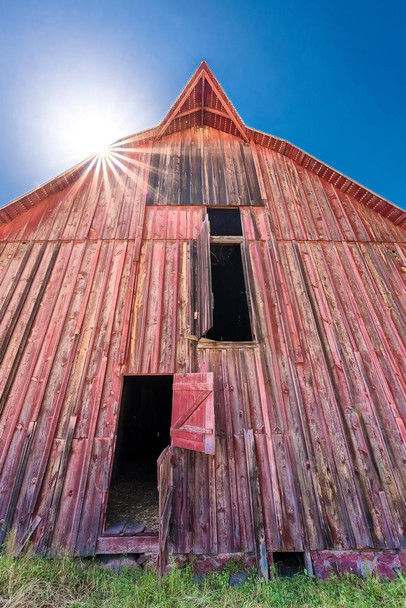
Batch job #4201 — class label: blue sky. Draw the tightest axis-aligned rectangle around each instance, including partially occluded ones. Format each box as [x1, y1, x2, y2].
[1, 0, 405, 209]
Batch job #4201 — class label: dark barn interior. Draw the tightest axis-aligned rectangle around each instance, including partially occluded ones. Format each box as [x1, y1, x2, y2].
[205, 244, 252, 342]
[105, 375, 173, 533]
[207, 208, 243, 236]
[273, 552, 305, 577]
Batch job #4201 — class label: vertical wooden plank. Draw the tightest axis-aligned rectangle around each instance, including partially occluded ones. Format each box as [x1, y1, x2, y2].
[127, 240, 152, 372]
[0, 421, 37, 547]
[214, 434, 232, 553]
[0, 242, 34, 320]
[253, 148, 284, 239]
[192, 451, 210, 554]
[75, 437, 112, 555]
[176, 241, 193, 373]
[220, 351, 241, 552]
[240, 142, 263, 205]
[157, 446, 174, 585]
[140, 240, 166, 372]
[233, 434, 255, 552]
[25, 438, 63, 554]
[158, 241, 179, 371]
[208, 445, 218, 555]
[321, 181, 357, 240]
[254, 432, 279, 551]
[55, 241, 109, 437]
[244, 429, 268, 579]
[190, 130, 203, 206]
[285, 240, 386, 547]
[52, 437, 88, 551]
[171, 448, 191, 554]
[42, 414, 77, 551]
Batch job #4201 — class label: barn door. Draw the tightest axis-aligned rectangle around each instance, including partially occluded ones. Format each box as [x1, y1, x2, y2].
[195, 216, 213, 337]
[158, 372, 215, 580]
[157, 446, 174, 585]
[171, 372, 215, 455]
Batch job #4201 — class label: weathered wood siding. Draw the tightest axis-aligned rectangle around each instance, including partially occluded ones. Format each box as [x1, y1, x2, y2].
[146, 128, 262, 206]
[0, 126, 405, 557]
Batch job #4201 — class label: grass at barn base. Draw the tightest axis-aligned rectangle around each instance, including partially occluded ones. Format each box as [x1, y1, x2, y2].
[0, 554, 404, 608]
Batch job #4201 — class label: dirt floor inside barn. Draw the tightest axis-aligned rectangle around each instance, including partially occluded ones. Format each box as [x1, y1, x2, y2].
[104, 458, 160, 533]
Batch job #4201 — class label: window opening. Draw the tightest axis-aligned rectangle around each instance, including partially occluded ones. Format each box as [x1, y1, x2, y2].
[272, 552, 305, 577]
[105, 375, 173, 535]
[205, 243, 252, 341]
[208, 208, 242, 236]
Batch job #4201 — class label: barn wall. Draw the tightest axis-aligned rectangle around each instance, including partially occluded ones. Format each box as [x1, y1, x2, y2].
[246, 236, 405, 551]
[167, 209, 406, 555]
[0, 240, 138, 554]
[0, 126, 405, 558]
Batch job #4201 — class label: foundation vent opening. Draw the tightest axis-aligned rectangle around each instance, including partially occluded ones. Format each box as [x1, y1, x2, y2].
[272, 552, 305, 577]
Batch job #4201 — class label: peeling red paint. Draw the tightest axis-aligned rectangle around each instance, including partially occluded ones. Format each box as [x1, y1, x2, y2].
[311, 551, 405, 580]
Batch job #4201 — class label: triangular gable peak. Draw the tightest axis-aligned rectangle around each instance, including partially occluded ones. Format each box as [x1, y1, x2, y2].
[156, 60, 249, 142]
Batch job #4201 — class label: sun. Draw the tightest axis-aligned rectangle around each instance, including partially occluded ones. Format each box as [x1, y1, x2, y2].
[44, 94, 131, 165]
[95, 143, 112, 158]
[69, 111, 117, 159]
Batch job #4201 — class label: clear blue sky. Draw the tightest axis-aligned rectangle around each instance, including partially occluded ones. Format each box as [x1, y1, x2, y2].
[1, 0, 405, 209]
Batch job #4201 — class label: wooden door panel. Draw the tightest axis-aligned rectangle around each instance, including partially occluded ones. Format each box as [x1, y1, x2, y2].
[171, 372, 215, 455]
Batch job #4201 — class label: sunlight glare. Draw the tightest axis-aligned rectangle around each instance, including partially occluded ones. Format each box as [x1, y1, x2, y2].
[11, 54, 161, 192]
[42, 90, 138, 167]
[96, 143, 112, 158]
[69, 108, 118, 159]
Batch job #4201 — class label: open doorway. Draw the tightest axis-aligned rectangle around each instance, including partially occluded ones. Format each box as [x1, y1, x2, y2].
[104, 375, 173, 535]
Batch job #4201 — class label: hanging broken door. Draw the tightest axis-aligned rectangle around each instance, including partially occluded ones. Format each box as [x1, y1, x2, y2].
[195, 216, 213, 337]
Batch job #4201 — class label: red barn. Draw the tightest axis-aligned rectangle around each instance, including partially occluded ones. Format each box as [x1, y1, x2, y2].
[0, 62, 405, 579]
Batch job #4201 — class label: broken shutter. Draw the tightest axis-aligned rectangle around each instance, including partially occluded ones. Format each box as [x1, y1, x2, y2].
[195, 216, 213, 337]
[171, 372, 215, 455]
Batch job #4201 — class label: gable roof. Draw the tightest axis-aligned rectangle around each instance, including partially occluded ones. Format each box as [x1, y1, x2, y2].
[1, 61, 405, 227]
[156, 61, 249, 142]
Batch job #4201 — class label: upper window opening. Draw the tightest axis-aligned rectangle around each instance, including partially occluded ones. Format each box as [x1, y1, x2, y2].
[195, 211, 254, 343]
[208, 208, 242, 236]
[205, 243, 252, 342]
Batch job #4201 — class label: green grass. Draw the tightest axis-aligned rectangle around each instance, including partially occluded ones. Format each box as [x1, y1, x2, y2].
[0, 554, 404, 608]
